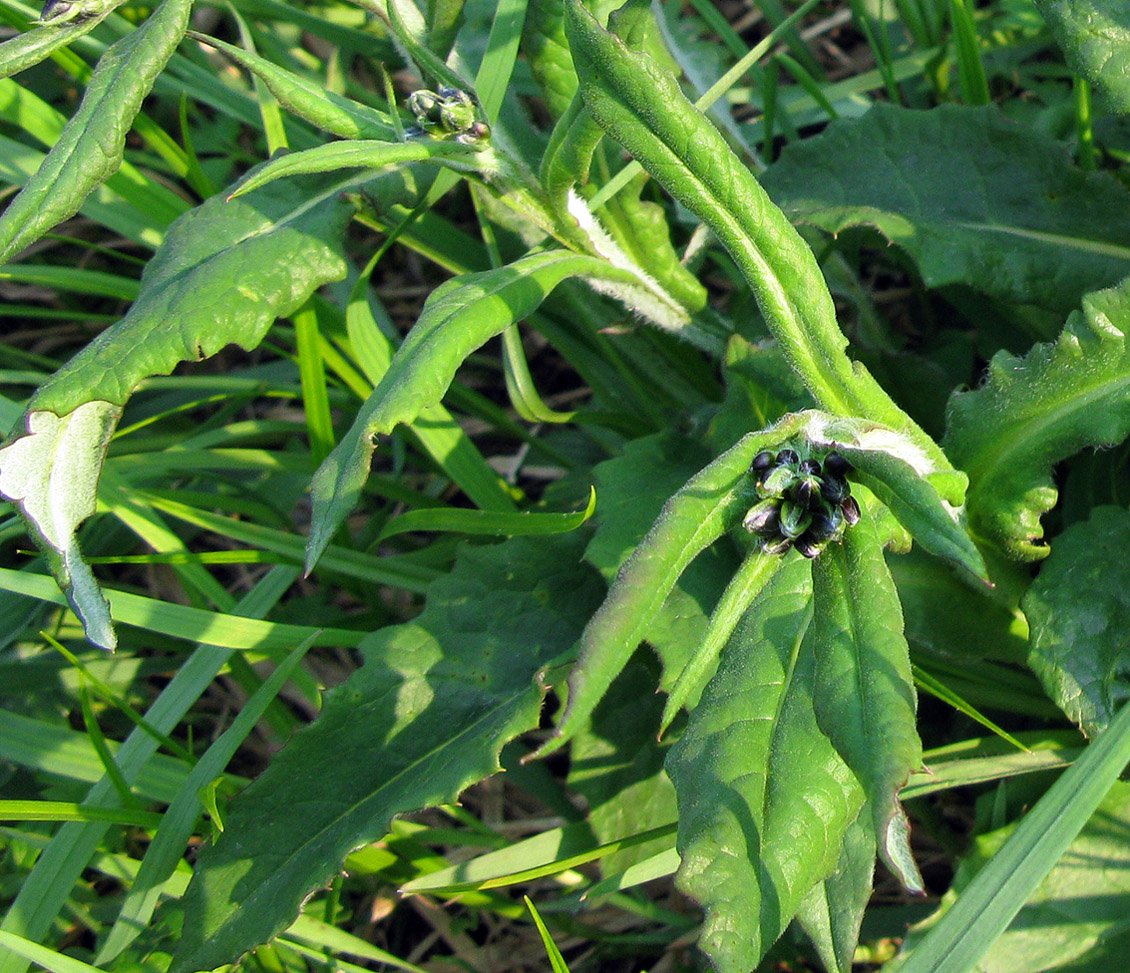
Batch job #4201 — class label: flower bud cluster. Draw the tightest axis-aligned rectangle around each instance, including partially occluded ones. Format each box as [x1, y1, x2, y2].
[742, 448, 861, 558]
[407, 87, 490, 144]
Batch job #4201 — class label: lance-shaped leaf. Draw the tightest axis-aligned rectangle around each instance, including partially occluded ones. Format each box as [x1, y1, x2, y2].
[228, 139, 486, 199]
[0, 0, 192, 264]
[304, 251, 641, 570]
[0, 172, 356, 648]
[811, 515, 923, 892]
[795, 812, 876, 973]
[1035, 0, 1130, 117]
[173, 533, 604, 973]
[760, 103, 1130, 314]
[522, 0, 579, 118]
[537, 415, 818, 758]
[945, 275, 1130, 559]
[563, 0, 946, 471]
[666, 556, 865, 973]
[0, 6, 114, 80]
[1024, 506, 1130, 738]
[189, 32, 396, 140]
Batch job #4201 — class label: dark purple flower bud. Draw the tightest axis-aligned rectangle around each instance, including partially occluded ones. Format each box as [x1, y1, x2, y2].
[823, 451, 853, 477]
[777, 448, 799, 467]
[743, 499, 781, 535]
[807, 507, 843, 543]
[798, 458, 821, 476]
[751, 450, 776, 474]
[841, 496, 861, 526]
[795, 535, 825, 559]
[820, 475, 851, 505]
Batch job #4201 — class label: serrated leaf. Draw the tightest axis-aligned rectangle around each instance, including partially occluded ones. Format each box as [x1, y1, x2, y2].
[0, 0, 191, 264]
[945, 275, 1130, 559]
[666, 556, 864, 973]
[761, 103, 1130, 314]
[0, 402, 118, 650]
[1036, 0, 1130, 117]
[172, 534, 604, 973]
[811, 515, 923, 892]
[0, 172, 355, 647]
[304, 250, 638, 570]
[1024, 506, 1130, 737]
[562, 0, 945, 469]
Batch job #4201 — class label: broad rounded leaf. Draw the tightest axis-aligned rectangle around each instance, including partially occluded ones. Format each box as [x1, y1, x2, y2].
[1036, 0, 1130, 116]
[762, 103, 1130, 314]
[1024, 506, 1130, 737]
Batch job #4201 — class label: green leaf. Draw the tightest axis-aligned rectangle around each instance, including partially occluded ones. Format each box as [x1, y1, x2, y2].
[945, 275, 1130, 559]
[522, 0, 578, 119]
[567, 652, 677, 875]
[893, 697, 1130, 973]
[304, 250, 638, 570]
[761, 103, 1130, 314]
[811, 514, 923, 892]
[0, 9, 111, 80]
[0, 172, 355, 648]
[0, 402, 118, 649]
[228, 139, 485, 199]
[794, 812, 876, 973]
[376, 487, 596, 541]
[173, 534, 603, 972]
[666, 556, 864, 973]
[538, 423, 806, 758]
[1024, 506, 1130, 738]
[0, 0, 192, 264]
[562, 0, 944, 469]
[1035, 0, 1130, 117]
[189, 32, 396, 140]
[916, 780, 1130, 972]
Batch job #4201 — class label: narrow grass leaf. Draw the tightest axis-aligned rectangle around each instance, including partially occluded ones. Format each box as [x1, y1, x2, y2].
[0, 568, 297, 973]
[98, 636, 316, 963]
[525, 897, 571, 973]
[0, 801, 161, 828]
[401, 819, 677, 895]
[895, 699, 1130, 972]
[378, 488, 595, 541]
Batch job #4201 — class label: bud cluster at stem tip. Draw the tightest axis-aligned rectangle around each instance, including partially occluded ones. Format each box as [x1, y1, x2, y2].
[742, 447, 861, 559]
[407, 87, 490, 144]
